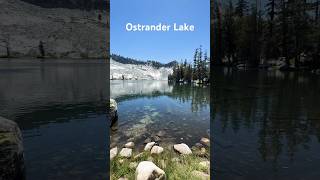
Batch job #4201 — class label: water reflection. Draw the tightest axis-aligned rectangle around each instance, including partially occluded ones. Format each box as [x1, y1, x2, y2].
[0, 59, 108, 180]
[110, 80, 210, 150]
[212, 68, 320, 180]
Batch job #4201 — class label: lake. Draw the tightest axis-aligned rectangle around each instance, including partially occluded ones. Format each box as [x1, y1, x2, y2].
[110, 80, 210, 152]
[0, 59, 108, 180]
[212, 68, 320, 180]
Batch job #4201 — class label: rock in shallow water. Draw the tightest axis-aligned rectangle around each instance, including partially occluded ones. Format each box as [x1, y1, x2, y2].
[200, 137, 210, 146]
[119, 148, 132, 158]
[0, 116, 25, 180]
[135, 161, 166, 180]
[173, 143, 192, 155]
[144, 142, 155, 151]
[125, 142, 135, 148]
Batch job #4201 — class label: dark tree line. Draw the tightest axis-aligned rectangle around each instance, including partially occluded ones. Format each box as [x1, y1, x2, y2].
[169, 46, 210, 83]
[213, 0, 320, 70]
[111, 54, 177, 68]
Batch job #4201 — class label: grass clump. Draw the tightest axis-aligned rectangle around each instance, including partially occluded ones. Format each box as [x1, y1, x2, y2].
[110, 147, 210, 180]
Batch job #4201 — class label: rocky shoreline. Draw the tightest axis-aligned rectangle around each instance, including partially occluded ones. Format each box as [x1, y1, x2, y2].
[110, 137, 210, 180]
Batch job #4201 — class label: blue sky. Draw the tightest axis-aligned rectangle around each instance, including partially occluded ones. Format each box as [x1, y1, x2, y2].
[110, 0, 210, 63]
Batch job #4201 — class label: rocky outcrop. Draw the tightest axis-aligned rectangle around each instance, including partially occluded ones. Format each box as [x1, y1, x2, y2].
[135, 161, 166, 180]
[0, 116, 25, 180]
[0, 0, 107, 58]
[108, 99, 118, 126]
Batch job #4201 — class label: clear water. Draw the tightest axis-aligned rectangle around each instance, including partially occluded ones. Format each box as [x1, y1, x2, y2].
[212, 68, 320, 180]
[110, 80, 210, 151]
[0, 59, 108, 180]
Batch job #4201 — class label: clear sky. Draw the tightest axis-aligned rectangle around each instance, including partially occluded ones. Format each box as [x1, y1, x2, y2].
[110, 0, 210, 63]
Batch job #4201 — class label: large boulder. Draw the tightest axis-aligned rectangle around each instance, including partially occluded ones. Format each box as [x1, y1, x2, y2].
[108, 99, 118, 126]
[173, 143, 192, 155]
[150, 146, 164, 155]
[135, 161, 166, 180]
[0, 116, 25, 180]
[119, 148, 132, 158]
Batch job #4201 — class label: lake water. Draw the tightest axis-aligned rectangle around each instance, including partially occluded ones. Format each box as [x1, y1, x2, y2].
[212, 68, 320, 180]
[110, 80, 210, 151]
[0, 59, 108, 180]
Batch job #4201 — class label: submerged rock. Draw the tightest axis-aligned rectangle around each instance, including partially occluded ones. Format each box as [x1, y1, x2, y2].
[0, 116, 25, 180]
[119, 148, 132, 158]
[110, 147, 118, 160]
[173, 143, 192, 155]
[108, 99, 118, 126]
[144, 142, 155, 151]
[150, 146, 164, 154]
[156, 130, 166, 137]
[135, 161, 166, 180]
[125, 142, 135, 149]
[144, 138, 151, 144]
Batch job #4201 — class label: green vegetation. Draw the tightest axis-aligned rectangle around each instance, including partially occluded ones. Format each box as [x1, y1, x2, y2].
[111, 54, 177, 69]
[168, 46, 210, 83]
[110, 148, 210, 180]
[213, 0, 320, 70]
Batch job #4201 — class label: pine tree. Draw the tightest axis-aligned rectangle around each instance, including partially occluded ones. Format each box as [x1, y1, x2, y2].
[236, 0, 249, 17]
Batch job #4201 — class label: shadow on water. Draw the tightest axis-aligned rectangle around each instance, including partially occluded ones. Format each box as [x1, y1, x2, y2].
[110, 80, 210, 151]
[212, 67, 320, 180]
[0, 59, 108, 180]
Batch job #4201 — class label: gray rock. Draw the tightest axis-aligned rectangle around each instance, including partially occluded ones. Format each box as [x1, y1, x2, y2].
[144, 142, 155, 151]
[200, 137, 210, 146]
[173, 143, 192, 155]
[153, 135, 161, 142]
[108, 99, 118, 126]
[195, 143, 204, 148]
[119, 148, 132, 158]
[135, 161, 166, 180]
[156, 131, 165, 137]
[150, 146, 164, 155]
[110, 147, 118, 160]
[125, 142, 135, 148]
[0, 116, 25, 180]
[144, 138, 151, 144]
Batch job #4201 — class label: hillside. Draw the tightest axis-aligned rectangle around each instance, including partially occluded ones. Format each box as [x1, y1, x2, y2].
[110, 58, 173, 80]
[0, 0, 108, 58]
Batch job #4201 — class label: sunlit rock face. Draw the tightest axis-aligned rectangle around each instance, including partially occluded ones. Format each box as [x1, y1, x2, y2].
[0, 0, 107, 58]
[110, 58, 173, 81]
